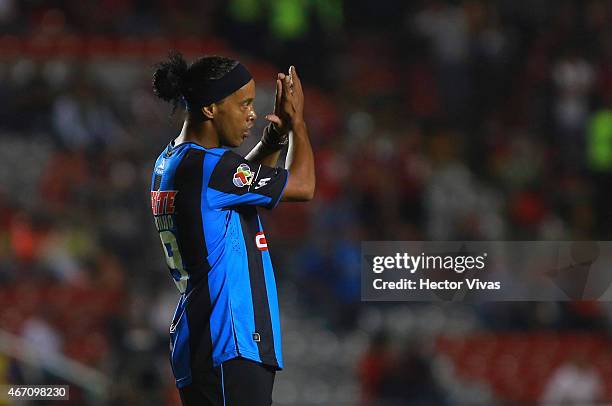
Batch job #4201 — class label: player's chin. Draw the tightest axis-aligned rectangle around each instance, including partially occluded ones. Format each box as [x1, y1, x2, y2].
[236, 132, 250, 146]
[231, 138, 245, 148]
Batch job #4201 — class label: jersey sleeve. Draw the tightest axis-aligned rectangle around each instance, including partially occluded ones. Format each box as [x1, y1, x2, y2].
[207, 150, 288, 210]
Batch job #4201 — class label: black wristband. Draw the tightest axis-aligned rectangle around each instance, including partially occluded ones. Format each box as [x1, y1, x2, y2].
[261, 124, 289, 151]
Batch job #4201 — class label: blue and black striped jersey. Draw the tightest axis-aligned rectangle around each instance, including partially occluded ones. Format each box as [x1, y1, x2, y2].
[150, 140, 288, 388]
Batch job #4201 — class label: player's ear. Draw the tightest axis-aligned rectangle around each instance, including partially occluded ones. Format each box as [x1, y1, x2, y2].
[201, 104, 215, 119]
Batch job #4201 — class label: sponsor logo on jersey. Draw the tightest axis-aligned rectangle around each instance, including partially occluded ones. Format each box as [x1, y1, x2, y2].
[255, 231, 268, 251]
[252, 332, 261, 342]
[155, 158, 166, 175]
[254, 177, 271, 190]
[233, 163, 254, 187]
[151, 190, 178, 215]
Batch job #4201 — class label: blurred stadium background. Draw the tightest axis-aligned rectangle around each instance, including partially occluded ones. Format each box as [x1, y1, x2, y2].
[1, 0, 612, 405]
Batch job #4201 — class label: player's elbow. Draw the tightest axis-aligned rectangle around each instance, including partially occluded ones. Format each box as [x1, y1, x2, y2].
[292, 183, 315, 201]
[298, 175, 315, 201]
[303, 180, 315, 201]
[283, 177, 315, 201]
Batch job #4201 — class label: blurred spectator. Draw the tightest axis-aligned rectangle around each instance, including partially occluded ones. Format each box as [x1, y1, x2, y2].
[540, 353, 604, 406]
[52, 79, 125, 149]
[358, 330, 392, 403]
[21, 313, 62, 357]
[552, 48, 596, 168]
[552, 49, 595, 136]
[378, 341, 446, 406]
[425, 130, 504, 239]
[586, 102, 612, 238]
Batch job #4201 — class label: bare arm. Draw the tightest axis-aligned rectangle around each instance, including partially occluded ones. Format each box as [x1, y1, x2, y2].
[283, 122, 314, 201]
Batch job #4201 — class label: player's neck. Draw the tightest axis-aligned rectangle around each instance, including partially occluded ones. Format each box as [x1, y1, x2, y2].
[175, 118, 220, 149]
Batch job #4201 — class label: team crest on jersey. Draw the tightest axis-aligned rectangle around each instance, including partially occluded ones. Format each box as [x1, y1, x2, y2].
[233, 163, 254, 187]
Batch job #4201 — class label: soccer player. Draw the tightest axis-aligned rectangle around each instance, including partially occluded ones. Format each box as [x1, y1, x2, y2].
[149, 52, 314, 405]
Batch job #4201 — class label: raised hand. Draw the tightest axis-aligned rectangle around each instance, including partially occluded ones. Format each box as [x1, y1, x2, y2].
[264, 66, 304, 135]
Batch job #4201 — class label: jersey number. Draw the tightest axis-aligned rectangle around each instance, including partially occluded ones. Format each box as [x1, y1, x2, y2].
[159, 230, 188, 293]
